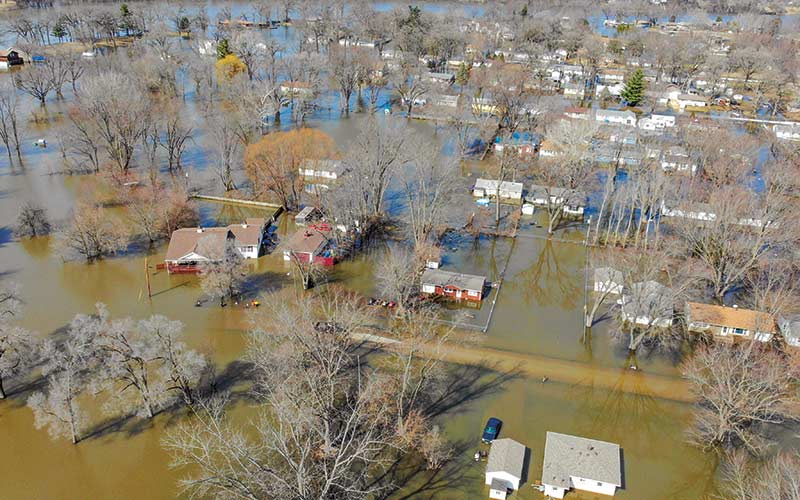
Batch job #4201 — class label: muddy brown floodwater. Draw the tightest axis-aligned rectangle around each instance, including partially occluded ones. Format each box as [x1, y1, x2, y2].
[0, 74, 721, 499]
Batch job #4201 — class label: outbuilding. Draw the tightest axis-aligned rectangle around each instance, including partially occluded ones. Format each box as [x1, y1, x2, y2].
[473, 178, 524, 200]
[485, 438, 527, 499]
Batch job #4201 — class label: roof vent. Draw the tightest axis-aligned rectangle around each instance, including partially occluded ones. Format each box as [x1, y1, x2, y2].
[242, 224, 247, 228]
[733, 304, 738, 309]
[196, 228, 203, 233]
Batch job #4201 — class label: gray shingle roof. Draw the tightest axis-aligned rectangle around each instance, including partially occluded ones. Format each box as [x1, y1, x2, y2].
[421, 269, 486, 292]
[486, 438, 526, 478]
[542, 432, 621, 489]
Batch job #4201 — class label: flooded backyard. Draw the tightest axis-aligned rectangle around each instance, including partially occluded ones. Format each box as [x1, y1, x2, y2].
[0, 5, 744, 499]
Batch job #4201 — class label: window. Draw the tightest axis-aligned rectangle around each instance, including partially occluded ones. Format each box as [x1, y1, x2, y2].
[597, 482, 603, 487]
[732, 328, 746, 336]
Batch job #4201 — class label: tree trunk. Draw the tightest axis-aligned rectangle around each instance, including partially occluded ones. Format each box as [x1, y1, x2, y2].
[0, 376, 6, 399]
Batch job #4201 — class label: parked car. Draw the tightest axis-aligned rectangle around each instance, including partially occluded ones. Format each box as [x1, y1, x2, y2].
[481, 417, 502, 443]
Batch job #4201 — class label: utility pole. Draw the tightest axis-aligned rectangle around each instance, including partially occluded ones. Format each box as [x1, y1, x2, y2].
[582, 216, 592, 345]
[145, 256, 152, 298]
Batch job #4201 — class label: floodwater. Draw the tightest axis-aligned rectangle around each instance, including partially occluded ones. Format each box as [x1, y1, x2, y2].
[0, 9, 724, 500]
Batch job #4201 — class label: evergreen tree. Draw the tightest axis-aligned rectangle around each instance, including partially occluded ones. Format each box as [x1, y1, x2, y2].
[216, 38, 231, 60]
[621, 69, 646, 106]
[521, 5, 528, 17]
[456, 62, 470, 86]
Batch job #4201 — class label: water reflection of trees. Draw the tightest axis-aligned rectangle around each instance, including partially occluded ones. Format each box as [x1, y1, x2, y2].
[512, 239, 581, 309]
[564, 374, 718, 498]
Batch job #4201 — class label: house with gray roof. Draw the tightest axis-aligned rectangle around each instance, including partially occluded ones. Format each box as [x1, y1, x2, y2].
[421, 269, 486, 302]
[542, 432, 622, 499]
[485, 438, 526, 499]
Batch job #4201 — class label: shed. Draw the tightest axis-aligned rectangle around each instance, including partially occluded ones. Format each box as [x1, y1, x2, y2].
[542, 432, 622, 499]
[485, 438, 526, 499]
[295, 206, 322, 226]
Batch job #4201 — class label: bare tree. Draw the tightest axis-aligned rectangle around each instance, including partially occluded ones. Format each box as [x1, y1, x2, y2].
[161, 115, 193, 173]
[717, 449, 800, 500]
[206, 113, 241, 192]
[14, 202, 51, 238]
[27, 307, 104, 444]
[14, 64, 55, 106]
[0, 283, 38, 399]
[0, 84, 23, 163]
[199, 237, 247, 306]
[329, 46, 365, 115]
[164, 295, 397, 499]
[58, 203, 129, 260]
[683, 343, 799, 453]
[76, 72, 152, 174]
[375, 246, 421, 313]
[391, 60, 428, 119]
[401, 136, 458, 252]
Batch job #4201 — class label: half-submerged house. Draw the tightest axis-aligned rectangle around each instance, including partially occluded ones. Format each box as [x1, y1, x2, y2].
[473, 178, 524, 200]
[541, 432, 622, 499]
[420, 269, 486, 302]
[164, 218, 268, 273]
[485, 438, 527, 500]
[282, 226, 335, 266]
[618, 281, 674, 328]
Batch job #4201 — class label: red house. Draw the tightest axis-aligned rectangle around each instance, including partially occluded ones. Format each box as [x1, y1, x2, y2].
[282, 225, 335, 266]
[420, 269, 487, 302]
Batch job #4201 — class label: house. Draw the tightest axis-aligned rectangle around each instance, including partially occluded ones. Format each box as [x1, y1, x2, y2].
[660, 147, 698, 176]
[298, 159, 347, 180]
[295, 206, 322, 226]
[686, 302, 776, 343]
[420, 269, 486, 302]
[423, 71, 455, 85]
[660, 200, 716, 222]
[774, 123, 800, 141]
[778, 315, 800, 347]
[594, 267, 624, 294]
[538, 139, 564, 157]
[165, 228, 232, 274]
[564, 107, 590, 120]
[527, 185, 586, 216]
[599, 69, 626, 83]
[0, 49, 23, 69]
[164, 219, 269, 273]
[493, 132, 538, 156]
[197, 40, 216, 56]
[650, 113, 676, 127]
[618, 281, 674, 328]
[667, 90, 708, 111]
[595, 83, 625, 97]
[282, 225, 335, 266]
[429, 94, 459, 108]
[563, 82, 585, 99]
[473, 178, 524, 200]
[485, 438, 526, 500]
[280, 81, 315, 97]
[228, 218, 269, 259]
[596, 109, 637, 127]
[541, 432, 622, 499]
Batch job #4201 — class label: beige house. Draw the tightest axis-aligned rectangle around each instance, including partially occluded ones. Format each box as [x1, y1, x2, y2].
[685, 302, 776, 343]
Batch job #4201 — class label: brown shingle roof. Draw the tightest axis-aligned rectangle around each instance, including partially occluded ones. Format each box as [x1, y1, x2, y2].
[687, 302, 776, 332]
[284, 228, 328, 255]
[228, 218, 266, 246]
[165, 228, 230, 262]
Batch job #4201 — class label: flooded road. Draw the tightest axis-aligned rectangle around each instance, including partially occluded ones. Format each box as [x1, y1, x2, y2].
[0, 22, 720, 500]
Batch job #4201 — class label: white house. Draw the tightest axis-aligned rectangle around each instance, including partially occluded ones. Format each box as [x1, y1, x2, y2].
[595, 109, 637, 127]
[542, 432, 622, 499]
[527, 185, 586, 215]
[485, 438, 526, 500]
[298, 159, 348, 180]
[778, 315, 800, 347]
[473, 178, 524, 200]
[423, 71, 455, 84]
[774, 123, 800, 141]
[618, 281, 674, 328]
[667, 90, 709, 111]
[594, 267, 624, 294]
[595, 82, 625, 97]
[660, 200, 717, 222]
[650, 113, 676, 127]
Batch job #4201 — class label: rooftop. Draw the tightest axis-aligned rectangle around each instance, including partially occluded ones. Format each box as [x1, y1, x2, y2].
[542, 432, 621, 488]
[486, 438, 526, 478]
[284, 227, 329, 255]
[687, 302, 776, 333]
[421, 269, 486, 292]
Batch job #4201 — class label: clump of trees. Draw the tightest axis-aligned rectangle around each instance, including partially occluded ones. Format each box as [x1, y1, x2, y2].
[244, 128, 337, 210]
[58, 203, 128, 261]
[28, 304, 206, 444]
[163, 295, 458, 497]
[200, 238, 247, 306]
[0, 283, 38, 399]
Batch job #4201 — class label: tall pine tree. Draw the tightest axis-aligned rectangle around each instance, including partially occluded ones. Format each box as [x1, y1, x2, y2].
[621, 69, 646, 107]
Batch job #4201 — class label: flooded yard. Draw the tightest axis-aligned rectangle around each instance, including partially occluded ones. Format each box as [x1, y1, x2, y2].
[0, 9, 731, 498]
